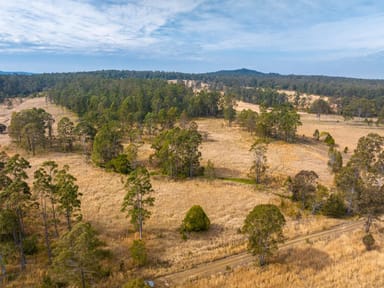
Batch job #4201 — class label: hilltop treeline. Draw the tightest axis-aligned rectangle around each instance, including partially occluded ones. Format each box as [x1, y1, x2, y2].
[2, 69, 384, 101]
[2, 69, 384, 119]
[47, 77, 221, 127]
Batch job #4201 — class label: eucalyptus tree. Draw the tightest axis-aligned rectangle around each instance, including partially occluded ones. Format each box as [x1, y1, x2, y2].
[34, 166, 55, 262]
[243, 204, 286, 266]
[57, 117, 75, 152]
[52, 222, 106, 288]
[290, 170, 319, 209]
[0, 154, 32, 270]
[221, 93, 237, 126]
[55, 165, 82, 231]
[121, 166, 154, 239]
[92, 124, 123, 167]
[249, 139, 268, 184]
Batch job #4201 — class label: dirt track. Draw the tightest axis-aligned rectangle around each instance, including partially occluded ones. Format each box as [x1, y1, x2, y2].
[157, 219, 364, 287]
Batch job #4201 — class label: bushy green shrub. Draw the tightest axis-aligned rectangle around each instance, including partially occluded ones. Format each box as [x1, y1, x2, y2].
[204, 160, 216, 180]
[105, 154, 132, 174]
[328, 148, 343, 173]
[324, 133, 335, 147]
[40, 274, 67, 288]
[181, 205, 210, 232]
[122, 278, 150, 288]
[23, 235, 38, 255]
[313, 129, 320, 140]
[362, 233, 375, 251]
[130, 240, 147, 267]
[321, 194, 346, 218]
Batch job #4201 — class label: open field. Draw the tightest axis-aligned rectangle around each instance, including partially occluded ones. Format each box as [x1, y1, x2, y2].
[182, 222, 384, 288]
[160, 219, 365, 286]
[1, 97, 384, 287]
[235, 101, 384, 185]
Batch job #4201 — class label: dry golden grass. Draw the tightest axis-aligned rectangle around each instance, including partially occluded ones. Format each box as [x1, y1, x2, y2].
[0, 96, 78, 148]
[278, 89, 329, 106]
[1, 97, 384, 287]
[298, 112, 384, 153]
[197, 117, 254, 178]
[235, 101, 384, 185]
[182, 223, 384, 288]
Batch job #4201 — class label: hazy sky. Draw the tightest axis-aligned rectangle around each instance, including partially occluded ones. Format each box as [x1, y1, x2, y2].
[1, 0, 384, 78]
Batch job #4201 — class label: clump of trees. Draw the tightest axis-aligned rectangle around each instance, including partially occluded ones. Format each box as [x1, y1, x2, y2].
[341, 97, 377, 120]
[33, 160, 82, 263]
[258, 105, 301, 142]
[151, 122, 203, 178]
[321, 193, 347, 218]
[0, 153, 32, 271]
[237, 109, 258, 134]
[237, 105, 301, 142]
[91, 125, 123, 167]
[335, 133, 384, 233]
[221, 93, 237, 126]
[288, 170, 347, 216]
[57, 117, 75, 152]
[51, 222, 108, 288]
[230, 87, 288, 107]
[8, 110, 98, 159]
[0, 153, 88, 285]
[8, 108, 54, 155]
[309, 98, 333, 118]
[291, 132, 384, 245]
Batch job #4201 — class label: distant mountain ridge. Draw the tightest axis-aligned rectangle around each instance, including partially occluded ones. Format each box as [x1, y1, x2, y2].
[207, 68, 267, 76]
[0, 71, 33, 75]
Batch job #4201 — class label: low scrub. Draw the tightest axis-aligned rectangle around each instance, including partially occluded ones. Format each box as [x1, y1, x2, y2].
[181, 205, 211, 233]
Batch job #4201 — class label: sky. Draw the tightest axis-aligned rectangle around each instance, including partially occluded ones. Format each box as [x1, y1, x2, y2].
[1, 0, 384, 78]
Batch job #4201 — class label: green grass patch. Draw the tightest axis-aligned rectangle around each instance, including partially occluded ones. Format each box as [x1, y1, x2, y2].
[219, 177, 255, 185]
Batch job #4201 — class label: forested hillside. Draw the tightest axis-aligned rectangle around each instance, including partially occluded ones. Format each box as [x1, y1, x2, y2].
[1, 69, 384, 102]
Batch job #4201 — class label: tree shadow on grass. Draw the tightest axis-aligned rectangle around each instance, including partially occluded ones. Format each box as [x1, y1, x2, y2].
[275, 247, 332, 271]
[214, 167, 243, 179]
[185, 223, 226, 240]
[148, 223, 227, 269]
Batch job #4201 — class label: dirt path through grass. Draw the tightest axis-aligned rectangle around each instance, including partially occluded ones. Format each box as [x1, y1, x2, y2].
[158, 219, 364, 287]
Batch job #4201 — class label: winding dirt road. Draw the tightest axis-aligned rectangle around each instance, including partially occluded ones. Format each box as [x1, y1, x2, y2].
[157, 219, 364, 287]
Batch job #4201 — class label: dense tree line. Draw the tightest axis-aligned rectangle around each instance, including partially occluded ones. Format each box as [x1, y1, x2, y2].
[47, 77, 221, 128]
[2, 69, 384, 104]
[226, 87, 289, 107]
